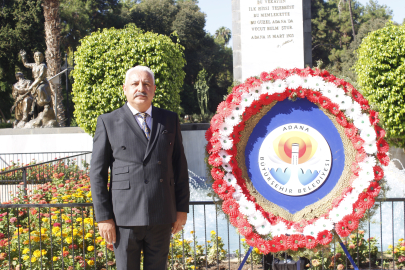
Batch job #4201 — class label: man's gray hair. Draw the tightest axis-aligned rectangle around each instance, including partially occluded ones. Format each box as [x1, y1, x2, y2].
[125, 66, 155, 85]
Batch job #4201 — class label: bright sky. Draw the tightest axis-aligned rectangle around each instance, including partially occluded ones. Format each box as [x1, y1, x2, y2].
[197, 0, 404, 42]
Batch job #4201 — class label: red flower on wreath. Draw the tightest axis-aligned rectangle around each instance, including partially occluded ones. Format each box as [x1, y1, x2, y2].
[335, 220, 351, 237]
[222, 199, 239, 217]
[377, 152, 390, 166]
[217, 101, 233, 117]
[351, 136, 365, 150]
[366, 181, 381, 197]
[345, 123, 358, 139]
[268, 240, 281, 253]
[351, 89, 365, 104]
[293, 87, 306, 98]
[352, 205, 366, 219]
[358, 193, 375, 209]
[318, 96, 331, 109]
[336, 112, 348, 127]
[293, 220, 309, 233]
[272, 235, 288, 249]
[369, 110, 379, 125]
[377, 138, 389, 153]
[304, 236, 318, 249]
[205, 128, 213, 141]
[212, 178, 226, 192]
[375, 125, 386, 139]
[209, 140, 222, 154]
[287, 235, 306, 251]
[210, 114, 223, 130]
[343, 214, 359, 231]
[257, 239, 270, 254]
[226, 92, 242, 105]
[317, 230, 333, 245]
[271, 92, 288, 101]
[373, 166, 384, 181]
[218, 185, 235, 201]
[356, 149, 367, 163]
[260, 71, 272, 82]
[306, 90, 321, 103]
[233, 122, 246, 135]
[238, 222, 253, 237]
[246, 233, 260, 246]
[208, 153, 222, 167]
[328, 102, 341, 116]
[270, 68, 288, 80]
[350, 162, 361, 175]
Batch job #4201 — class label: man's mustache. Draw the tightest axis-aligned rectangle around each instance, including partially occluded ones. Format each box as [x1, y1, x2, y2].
[134, 92, 147, 98]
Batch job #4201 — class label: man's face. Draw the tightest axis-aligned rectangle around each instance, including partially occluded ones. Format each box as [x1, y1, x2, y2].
[34, 54, 41, 64]
[123, 70, 156, 112]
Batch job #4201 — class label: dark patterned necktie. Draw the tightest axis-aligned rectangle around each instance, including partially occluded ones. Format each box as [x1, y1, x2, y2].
[137, 113, 150, 140]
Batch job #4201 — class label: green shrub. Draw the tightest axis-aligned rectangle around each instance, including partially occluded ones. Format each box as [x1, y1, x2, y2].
[72, 25, 186, 135]
[355, 21, 405, 148]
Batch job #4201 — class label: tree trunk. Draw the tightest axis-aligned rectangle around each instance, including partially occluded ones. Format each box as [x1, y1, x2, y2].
[348, 0, 356, 39]
[42, 0, 66, 127]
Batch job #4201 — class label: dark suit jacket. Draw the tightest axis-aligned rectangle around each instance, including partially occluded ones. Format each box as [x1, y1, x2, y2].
[90, 104, 189, 226]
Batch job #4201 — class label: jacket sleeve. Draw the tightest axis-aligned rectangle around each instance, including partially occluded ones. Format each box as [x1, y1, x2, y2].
[172, 114, 190, 213]
[90, 116, 114, 222]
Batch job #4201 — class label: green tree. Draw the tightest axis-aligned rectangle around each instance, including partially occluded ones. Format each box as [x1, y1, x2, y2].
[0, 0, 45, 120]
[354, 22, 405, 148]
[72, 25, 186, 135]
[215, 26, 232, 46]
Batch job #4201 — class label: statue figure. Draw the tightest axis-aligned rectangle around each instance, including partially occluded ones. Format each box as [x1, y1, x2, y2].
[18, 50, 57, 128]
[11, 72, 33, 127]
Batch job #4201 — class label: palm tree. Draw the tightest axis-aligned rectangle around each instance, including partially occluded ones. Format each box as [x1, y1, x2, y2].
[215, 26, 232, 46]
[42, 0, 66, 126]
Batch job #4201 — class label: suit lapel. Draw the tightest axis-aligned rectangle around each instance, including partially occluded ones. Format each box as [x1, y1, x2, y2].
[119, 105, 148, 147]
[144, 106, 163, 161]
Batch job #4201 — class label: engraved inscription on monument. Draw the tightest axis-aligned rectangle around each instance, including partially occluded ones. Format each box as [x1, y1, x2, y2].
[240, 0, 305, 80]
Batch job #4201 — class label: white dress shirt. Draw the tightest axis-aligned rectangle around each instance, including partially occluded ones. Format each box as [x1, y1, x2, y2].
[126, 102, 152, 130]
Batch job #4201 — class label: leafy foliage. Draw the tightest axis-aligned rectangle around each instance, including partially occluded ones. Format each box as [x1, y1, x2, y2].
[71, 25, 185, 135]
[355, 22, 405, 148]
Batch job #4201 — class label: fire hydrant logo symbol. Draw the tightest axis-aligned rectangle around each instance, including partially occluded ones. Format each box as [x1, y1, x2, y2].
[258, 123, 332, 196]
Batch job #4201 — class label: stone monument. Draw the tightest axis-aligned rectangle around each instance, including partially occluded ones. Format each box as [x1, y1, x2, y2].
[11, 50, 58, 128]
[232, 0, 312, 82]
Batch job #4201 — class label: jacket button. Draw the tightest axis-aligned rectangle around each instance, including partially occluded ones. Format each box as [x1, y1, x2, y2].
[170, 142, 172, 145]
[145, 180, 149, 184]
[158, 161, 161, 165]
[160, 179, 163, 182]
[121, 146, 126, 150]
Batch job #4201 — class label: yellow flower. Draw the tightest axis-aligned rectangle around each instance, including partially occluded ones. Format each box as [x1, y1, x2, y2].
[22, 248, 30, 254]
[241, 238, 245, 242]
[40, 228, 47, 234]
[400, 238, 404, 242]
[51, 215, 58, 220]
[176, 254, 182, 258]
[22, 255, 30, 261]
[85, 233, 93, 239]
[65, 237, 73, 244]
[100, 241, 106, 246]
[395, 248, 399, 253]
[33, 250, 41, 258]
[210, 230, 216, 235]
[86, 191, 92, 197]
[207, 240, 211, 243]
[42, 218, 49, 223]
[87, 260, 95, 266]
[41, 250, 47, 256]
[84, 218, 94, 225]
[389, 245, 393, 249]
[401, 247, 405, 251]
[87, 246, 94, 252]
[190, 231, 194, 234]
[53, 256, 58, 261]
[52, 227, 60, 234]
[96, 236, 103, 241]
[218, 237, 222, 240]
[76, 217, 82, 222]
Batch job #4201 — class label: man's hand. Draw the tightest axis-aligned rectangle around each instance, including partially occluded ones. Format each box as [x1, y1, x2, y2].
[171, 212, 187, 235]
[98, 219, 116, 244]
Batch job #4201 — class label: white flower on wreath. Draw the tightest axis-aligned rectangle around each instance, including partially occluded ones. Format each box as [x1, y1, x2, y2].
[248, 210, 266, 227]
[273, 79, 287, 93]
[232, 185, 244, 201]
[354, 114, 372, 130]
[232, 104, 244, 116]
[330, 88, 346, 103]
[238, 197, 256, 216]
[271, 221, 288, 237]
[218, 150, 232, 164]
[352, 177, 371, 192]
[314, 217, 334, 232]
[307, 76, 325, 91]
[286, 74, 303, 89]
[358, 165, 375, 181]
[344, 189, 362, 205]
[219, 122, 233, 137]
[221, 161, 233, 172]
[303, 223, 318, 237]
[225, 111, 241, 127]
[251, 86, 263, 100]
[329, 206, 345, 223]
[362, 156, 377, 168]
[256, 220, 272, 235]
[347, 102, 363, 120]
[262, 82, 275, 95]
[320, 82, 338, 99]
[223, 172, 237, 187]
[301, 76, 312, 89]
[220, 136, 233, 150]
[360, 126, 377, 143]
[337, 96, 354, 111]
[240, 92, 254, 107]
[336, 199, 354, 217]
[363, 140, 377, 154]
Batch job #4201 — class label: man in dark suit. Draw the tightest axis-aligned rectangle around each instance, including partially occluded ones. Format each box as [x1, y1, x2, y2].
[90, 66, 189, 270]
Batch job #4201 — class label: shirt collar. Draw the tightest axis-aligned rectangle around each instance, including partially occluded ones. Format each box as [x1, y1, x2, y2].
[127, 102, 152, 117]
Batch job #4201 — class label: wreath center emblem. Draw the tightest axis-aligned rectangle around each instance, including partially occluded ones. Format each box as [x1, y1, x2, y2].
[259, 123, 332, 196]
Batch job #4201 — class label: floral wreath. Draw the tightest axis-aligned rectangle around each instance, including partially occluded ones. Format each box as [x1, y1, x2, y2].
[205, 67, 389, 254]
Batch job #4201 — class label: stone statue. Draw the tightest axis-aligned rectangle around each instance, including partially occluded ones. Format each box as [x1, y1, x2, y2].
[11, 72, 33, 127]
[16, 50, 57, 128]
